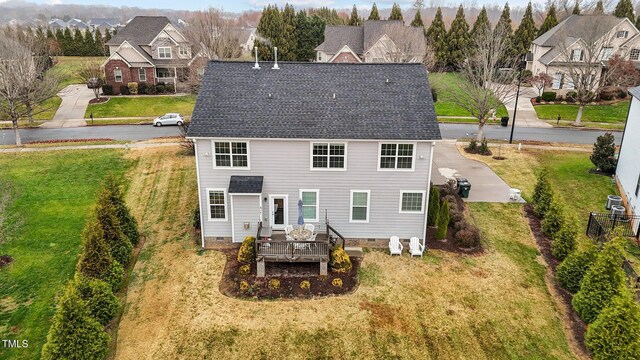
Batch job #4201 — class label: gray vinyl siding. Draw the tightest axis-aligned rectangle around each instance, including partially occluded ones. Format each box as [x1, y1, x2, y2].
[617, 96, 640, 219]
[196, 138, 434, 240]
[231, 194, 261, 242]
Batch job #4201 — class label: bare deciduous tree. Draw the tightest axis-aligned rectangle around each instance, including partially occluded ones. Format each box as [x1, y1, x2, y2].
[77, 60, 105, 100]
[527, 72, 554, 96]
[0, 29, 59, 146]
[441, 25, 517, 141]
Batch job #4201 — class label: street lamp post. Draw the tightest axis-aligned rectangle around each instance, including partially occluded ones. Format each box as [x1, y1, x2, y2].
[509, 57, 527, 144]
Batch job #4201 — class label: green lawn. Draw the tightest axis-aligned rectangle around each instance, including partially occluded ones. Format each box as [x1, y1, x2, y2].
[429, 72, 509, 118]
[33, 96, 62, 121]
[85, 95, 197, 118]
[534, 100, 630, 123]
[0, 150, 130, 360]
[49, 56, 107, 90]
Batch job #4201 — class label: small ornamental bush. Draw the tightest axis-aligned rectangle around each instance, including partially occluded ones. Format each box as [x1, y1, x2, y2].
[138, 82, 147, 94]
[557, 244, 598, 293]
[165, 83, 175, 93]
[237, 236, 256, 263]
[551, 221, 577, 261]
[532, 168, 554, 218]
[541, 199, 564, 239]
[541, 91, 556, 102]
[238, 264, 250, 275]
[74, 275, 119, 326]
[329, 245, 352, 273]
[127, 82, 138, 95]
[480, 138, 489, 154]
[454, 225, 481, 248]
[585, 289, 640, 360]
[453, 220, 466, 232]
[467, 139, 478, 152]
[435, 200, 450, 240]
[590, 132, 617, 174]
[41, 283, 109, 360]
[427, 186, 440, 226]
[119, 85, 130, 95]
[104, 260, 124, 292]
[101, 84, 113, 95]
[300, 280, 310, 290]
[573, 240, 627, 323]
[95, 188, 132, 266]
[192, 205, 201, 230]
[332, 278, 343, 287]
[77, 217, 113, 280]
[268, 279, 280, 290]
[239, 280, 249, 291]
[565, 91, 577, 103]
[146, 85, 157, 95]
[156, 84, 165, 93]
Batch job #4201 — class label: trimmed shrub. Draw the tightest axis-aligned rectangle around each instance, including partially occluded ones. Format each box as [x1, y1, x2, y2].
[598, 87, 616, 101]
[427, 186, 440, 226]
[585, 289, 640, 359]
[590, 132, 617, 174]
[329, 245, 352, 273]
[41, 283, 109, 360]
[103, 176, 140, 245]
[74, 275, 119, 326]
[541, 91, 556, 102]
[480, 138, 489, 153]
[522, 69, 532, 79]
[104, 260, 124, 292]
[616, 87, 628, 99]
[127, 82, 138, 95]
[237, 236, 255, 263]
[535, 96, 541, 103]
[573, 240, 627, 323]
[467, 139, 478, 152]
[95, 188, 132, 266]
[532, 168, 554, 218]
[77, 216, 113, 280]
[435, 200, 450, 240]
[557, 244, 598, 293]
[138, 82, 147, 95]
[555, 95, 563, 102]
[454, 225, 481, 248]
[565, 91, 577, 103]
[156, 84, 166, 93]
[551, 221, 577, 261]
[431, 87, 438, 102]
[119, 85, 130, 95]
[192, 205, 201, 230]
[300, 280, 310, 290]
[541, 199, 565, 239]
[146, 85, 157, 95]
[332, 278, 343, 287]
[453, 220, 466, 232]
[449, 205, 464, 224]
[165, 83, 175, 93]
[101, 84, 113, 96]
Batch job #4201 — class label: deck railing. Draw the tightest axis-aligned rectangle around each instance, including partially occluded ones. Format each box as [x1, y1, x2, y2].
[256, 239, 330, 262]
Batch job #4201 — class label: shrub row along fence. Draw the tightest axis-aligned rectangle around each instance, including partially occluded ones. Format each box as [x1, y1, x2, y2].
[40, 175, 140, 360]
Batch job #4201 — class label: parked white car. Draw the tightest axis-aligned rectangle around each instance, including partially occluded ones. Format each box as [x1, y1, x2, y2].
[153, 113, 185, 126]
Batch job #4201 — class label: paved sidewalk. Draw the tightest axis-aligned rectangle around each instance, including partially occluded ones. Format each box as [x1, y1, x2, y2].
[503, 85, 552, 128]
[41, 85, 94, 128]
[431, 140, 525, 203]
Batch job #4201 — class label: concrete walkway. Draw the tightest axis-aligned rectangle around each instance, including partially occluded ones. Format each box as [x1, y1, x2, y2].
[41, 85, 94, 128]
[431, 140, 525, 203]
[503, 85, 552, 129]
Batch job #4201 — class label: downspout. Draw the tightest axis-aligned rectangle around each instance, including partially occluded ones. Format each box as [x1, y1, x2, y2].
[423, 141, 436, 249]
[193, 140, 205, 248]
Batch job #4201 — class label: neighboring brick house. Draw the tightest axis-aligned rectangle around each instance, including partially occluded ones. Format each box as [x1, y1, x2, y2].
[315, 20, 426, 63]
[103, 16, 193, 94]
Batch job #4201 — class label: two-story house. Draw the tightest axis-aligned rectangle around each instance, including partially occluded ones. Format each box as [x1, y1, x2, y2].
[103, 16, 192, 94]
[616, 86, 640, 226]
[187, 61, 440, 248]
[527, 14, 640, 95]
[315, 20, 426, 63]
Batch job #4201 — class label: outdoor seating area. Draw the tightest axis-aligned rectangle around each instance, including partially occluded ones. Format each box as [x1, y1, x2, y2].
[389, 235, 427, 257]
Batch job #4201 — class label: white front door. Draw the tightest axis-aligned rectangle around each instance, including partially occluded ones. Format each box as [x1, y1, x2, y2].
[269, 194, 288, 230]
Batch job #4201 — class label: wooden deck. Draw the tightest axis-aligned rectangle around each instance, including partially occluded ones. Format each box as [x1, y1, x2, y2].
[255, 231, 331, 277]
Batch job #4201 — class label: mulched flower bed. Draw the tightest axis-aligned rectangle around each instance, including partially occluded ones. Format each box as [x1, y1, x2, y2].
[25, 138, 114, 145]
[88, 97, 109, 104]
[0, 255, 13, 269]
[219, 249, 360, 300]
[523, 204, 588, 355]
[464, 147, 493, 156]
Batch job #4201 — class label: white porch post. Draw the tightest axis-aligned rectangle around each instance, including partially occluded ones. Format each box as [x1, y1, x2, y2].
[173, 66, 177, 93]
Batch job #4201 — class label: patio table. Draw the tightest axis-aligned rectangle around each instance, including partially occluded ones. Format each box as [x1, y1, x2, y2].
[289, 228, 312, 241]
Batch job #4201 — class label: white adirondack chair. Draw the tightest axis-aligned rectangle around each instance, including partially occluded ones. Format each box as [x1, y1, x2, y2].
[304, 223, 315, 233]
[285, 225, 295, 241]
[389, 236, 403, 256]
[409, 237, 425, 257]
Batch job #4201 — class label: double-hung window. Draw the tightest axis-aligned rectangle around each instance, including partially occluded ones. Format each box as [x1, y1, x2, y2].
[214, 141, 249, 168]
[114, 69, 122, 83]
[617, 30, 629, 38]
[379, 143, 414, 170]
[571, 49, 583, 61]
[600, 47, 613, 60]
[158, 47, 172, 59]
[399, 191, 426, 213]
[551, 73, 562, 90]
[138, 68, 146, 82]
[207, 189, 227, 220]
[631, 49, 640, 61]
[350, 190, 370, 223]
[179, 46, 188, 56]
[311, 143, 346, 169]
[300, 190, 319, 222]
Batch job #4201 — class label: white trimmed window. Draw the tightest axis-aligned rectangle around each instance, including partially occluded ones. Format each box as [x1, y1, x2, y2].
[617, 30, 629, 38]
[399, 191, 426, 213]
[311, 143, 346, 169]
[552, 73, 562, 90]
[350, 190, 370, 223]
[179, 46, 188, 56]
[138, 68, 146, 82]
[599, 47, 613, 60]
[114, 68, 122, 83]
[300, 189, 319, 222]
[379, 143, 415, 170]
[631, 49, 640, 61]
[214, 141, 249, 168]
[571, 49, 583, 61]
[207, 189, 227, 220]
[565, 75, 575, 90]
[158, 47, 172, 59]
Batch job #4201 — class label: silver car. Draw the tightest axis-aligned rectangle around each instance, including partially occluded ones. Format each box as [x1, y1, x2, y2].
[153, 113, 184, 126]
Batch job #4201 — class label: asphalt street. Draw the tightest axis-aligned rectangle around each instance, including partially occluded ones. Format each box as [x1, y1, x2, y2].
[0, 123, 622, 146]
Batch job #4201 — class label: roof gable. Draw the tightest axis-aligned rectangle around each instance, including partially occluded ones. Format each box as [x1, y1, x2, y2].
[106, 16, 172, 46]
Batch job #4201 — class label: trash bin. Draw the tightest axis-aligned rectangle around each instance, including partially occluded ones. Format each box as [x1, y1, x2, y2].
[501, 116, 509, 127]
[456, 178, 471, 198]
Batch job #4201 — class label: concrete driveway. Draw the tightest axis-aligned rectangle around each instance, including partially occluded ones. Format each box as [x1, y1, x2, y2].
[40, 85, 93, 128]
[431, 140, 525, 203]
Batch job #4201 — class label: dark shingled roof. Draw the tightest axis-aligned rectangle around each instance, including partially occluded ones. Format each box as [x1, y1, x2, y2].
[106, 16, 170, 46]
[315, 26, 364, 54]
[187, 61, 440, 141]
[228, 176, 264, 194]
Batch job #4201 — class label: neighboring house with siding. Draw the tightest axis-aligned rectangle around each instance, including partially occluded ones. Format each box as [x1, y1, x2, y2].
[315, 20, 426, 63]
[103, 16, 193, 94]
[527, 14, 640, 95]
[616, 86, 640, 222]
[187, 61, 441, 247]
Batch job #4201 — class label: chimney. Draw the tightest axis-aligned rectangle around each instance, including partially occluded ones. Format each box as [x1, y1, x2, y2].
[253, 47, 260, 69]
[272, 47, 279, 70]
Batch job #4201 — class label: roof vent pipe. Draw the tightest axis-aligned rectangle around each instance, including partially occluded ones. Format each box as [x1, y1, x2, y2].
[253, 47, 260, 69]
[272, 47, 279, 70]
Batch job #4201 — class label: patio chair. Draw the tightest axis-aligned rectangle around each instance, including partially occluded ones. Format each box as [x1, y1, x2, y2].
[304, 223, 315, 233]
[389, 236, 403, 256]
[285, 225, 294, 235]
[409, 237, 425, 257]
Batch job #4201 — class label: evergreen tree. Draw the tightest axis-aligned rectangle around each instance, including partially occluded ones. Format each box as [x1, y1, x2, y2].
[590, 132, 617, 174]
[494, 2, 514, 63]
[573, 240, 627, 323]
[254, 39, 274, 61]
[557, 244, 598, 293]
[427, 186, 440, 226]
[46, 28, 55, 39]
[368, 3, 380, 20]
[551, 221, 577, 260]
[541, 199, 565, 239]
[41, 283, 109, 360]
[533, 167, 554, 218]
[72, 28, 84, 56]
[594, 0, 605, 14]
[538, 5, 558, 37]
[614, 0, 635, 22]
[95, 187, 132, 266]
[280, 4, 298, 61]
[470, 7, 491, 39]
[74, 275, 119, 326]
[435, 200, 450, 240]
[427, 7, 448, 68]
[104, 29, 112, 45]
[389, 3, 403, 21]
[410, 9, 424, 28]
[83, 31, 96, 57]
[349, 5, 361, 26]
[94, 28, 105, 56]
[103, 175, 140, 246]
[572, 0, 581, 14]
[296, 12, 326, 61]
[513, 2, 538, 58]
[257, 5, 283, 47]
[636, 16, 640, 30]
[446, 5, 470, 70]
[77, 216, 113, 281]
